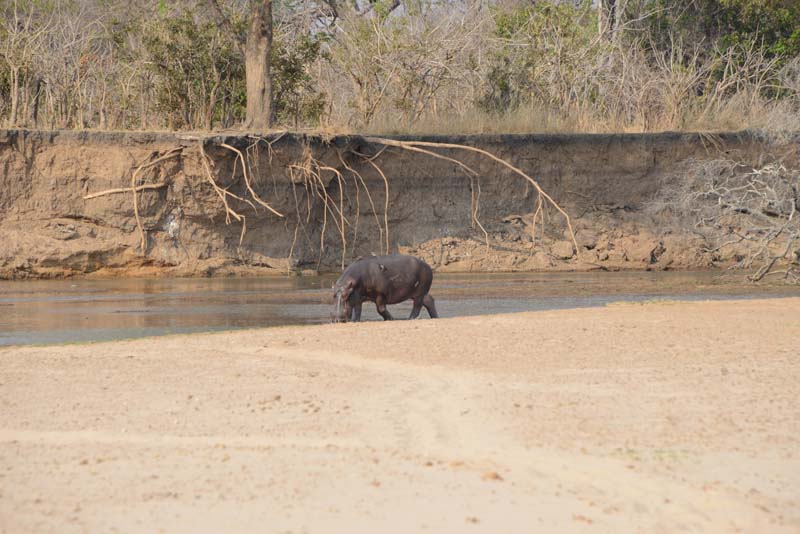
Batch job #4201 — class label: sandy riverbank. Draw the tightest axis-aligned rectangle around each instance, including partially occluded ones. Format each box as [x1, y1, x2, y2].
[1, 298, 799, 532]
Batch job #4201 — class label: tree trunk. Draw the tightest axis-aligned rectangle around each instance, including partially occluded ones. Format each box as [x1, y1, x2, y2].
[598, 0, 616, 39]
[31, 78, 41, 127]
[245, 0, 273, 130]
[9, 67, 19, 127]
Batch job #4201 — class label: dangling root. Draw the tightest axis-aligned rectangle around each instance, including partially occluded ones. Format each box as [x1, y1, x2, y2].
[85, 135, 577, 271]
[363, 159, 391, 256]
[219, 142, 284, 218]
[318, 164, 349, 269]
[530, 193, 544, 246]
[363, 137, 579, 256]
[128, 147, 183, 253]
[198, 142, 254, 246]
[338, 150, 383, 255]
[84, 182, 167, 199]
[355, 141, 490, 255]
[470, 174, 491, 258]
[287, 224, 300, 274]
[288, 146, 350, 268]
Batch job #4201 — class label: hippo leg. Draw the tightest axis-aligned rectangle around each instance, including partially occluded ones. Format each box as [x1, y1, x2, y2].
[409, 296, 424, 319]
[351, 302, 362, 322]
[375, 295, 394, 321]
[423, 294, 438, 318]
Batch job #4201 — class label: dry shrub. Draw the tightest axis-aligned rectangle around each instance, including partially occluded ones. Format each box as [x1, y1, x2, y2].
[321, 3, 489, 130]
[652, 157, 800, 282]
[2, 1, 799, 134]
[331, 6, 800, 135]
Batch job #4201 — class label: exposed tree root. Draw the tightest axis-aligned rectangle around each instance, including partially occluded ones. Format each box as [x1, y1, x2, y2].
[198, 142, 250, 246]
[318, 164, 349, 268]
[86, 135, 579, 271]
[530, 193, 544, 247]
[363, 136, 580, 255]
[287, 223, 300, 274]
[353, 141, 491, 256]
[337, 150, 384, 255]
[124, 147, 183, 253]
[84, 182, 167, 200]
[219, 142, 284, 218]
[363, 159, 391, 256]
[469, 174, 491, 259]
[288, 146, 352, 268]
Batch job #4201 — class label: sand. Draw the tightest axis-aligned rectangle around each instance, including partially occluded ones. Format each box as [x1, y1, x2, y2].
[1, 298, 799, 533]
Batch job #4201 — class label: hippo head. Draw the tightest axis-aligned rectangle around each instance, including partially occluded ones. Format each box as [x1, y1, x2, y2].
[330, 277, 355, 323]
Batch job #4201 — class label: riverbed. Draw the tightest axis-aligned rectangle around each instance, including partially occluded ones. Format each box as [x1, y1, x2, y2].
[2, 297, 799, 532]
[1, 271, 798, 346]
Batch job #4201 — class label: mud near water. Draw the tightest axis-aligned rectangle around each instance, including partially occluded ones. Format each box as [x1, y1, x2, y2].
[2, 271, 797, 346]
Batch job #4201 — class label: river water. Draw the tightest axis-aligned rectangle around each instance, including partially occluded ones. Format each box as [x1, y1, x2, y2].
[0, 271, 797, 346]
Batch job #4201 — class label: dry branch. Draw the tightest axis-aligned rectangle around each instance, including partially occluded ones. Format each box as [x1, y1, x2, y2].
[665, 159, 800, 282]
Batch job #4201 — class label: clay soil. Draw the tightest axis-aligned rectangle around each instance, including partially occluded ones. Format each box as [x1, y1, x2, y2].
[1, 298, 799, 532]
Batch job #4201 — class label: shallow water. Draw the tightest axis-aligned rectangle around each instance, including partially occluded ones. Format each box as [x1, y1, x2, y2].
[0, 271, 797, 346]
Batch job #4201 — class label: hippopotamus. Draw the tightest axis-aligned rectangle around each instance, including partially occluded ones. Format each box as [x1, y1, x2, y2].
[331, 254, 439, 322]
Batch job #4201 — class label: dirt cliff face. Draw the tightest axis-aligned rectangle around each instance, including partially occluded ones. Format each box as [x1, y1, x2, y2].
[0, 129, 791, 279]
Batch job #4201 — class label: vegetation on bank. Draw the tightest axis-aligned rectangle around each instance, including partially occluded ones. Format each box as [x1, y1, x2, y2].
[1, 0, 799, 134]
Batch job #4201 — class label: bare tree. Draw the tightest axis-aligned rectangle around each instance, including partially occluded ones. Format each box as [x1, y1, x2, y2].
[1, 1, 51, 127]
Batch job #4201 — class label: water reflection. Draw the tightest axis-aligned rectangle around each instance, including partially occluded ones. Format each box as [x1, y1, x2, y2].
[0, 271, 796, 346]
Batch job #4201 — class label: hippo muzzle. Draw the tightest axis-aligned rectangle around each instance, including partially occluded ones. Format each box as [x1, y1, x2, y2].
[330, 290, 353, 323]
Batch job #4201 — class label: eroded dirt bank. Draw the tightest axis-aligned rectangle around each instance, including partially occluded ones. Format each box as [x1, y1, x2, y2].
[1, 129, 796, 279]
[1, 298, 799, 532]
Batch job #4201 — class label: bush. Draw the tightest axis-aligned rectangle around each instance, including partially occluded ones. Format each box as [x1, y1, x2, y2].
[1, 0, 798, 133]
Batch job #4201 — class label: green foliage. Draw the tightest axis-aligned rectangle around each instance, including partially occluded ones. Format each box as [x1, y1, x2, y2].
[155, 0, 168, 16]
[480, 1, 597, 113]
[141, 10, 246, 129]
[135, 6, 326, 129]
[718, 0, 800, 58]
[271, 33, 327, 126]
[363, 0, 400, 22]
[647, 0, 800, 60]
